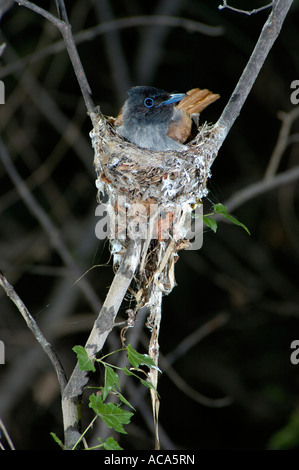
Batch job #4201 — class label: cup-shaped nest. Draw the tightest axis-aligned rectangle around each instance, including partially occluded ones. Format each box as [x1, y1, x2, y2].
[90, 112, 221, 304]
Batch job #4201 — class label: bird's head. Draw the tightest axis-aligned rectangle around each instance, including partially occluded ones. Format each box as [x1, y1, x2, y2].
[122, 86, 186, 127]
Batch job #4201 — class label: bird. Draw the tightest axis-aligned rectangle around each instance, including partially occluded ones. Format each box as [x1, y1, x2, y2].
[114, 86, 219, 152]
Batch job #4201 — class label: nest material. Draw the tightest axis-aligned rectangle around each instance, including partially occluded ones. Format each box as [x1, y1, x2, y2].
[90, 110, 220, 306]
[90, 94, 222, 449]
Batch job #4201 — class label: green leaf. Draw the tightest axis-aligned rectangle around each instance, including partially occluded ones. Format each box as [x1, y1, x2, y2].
[203, 215, 218, 233]
[99, 437, 123, 450]
[123, 366, 158, 393]
[102, 365, 120, 401]
[139, 377, 158, 393]
[213, 203, 251, 235]
[73, 345, 96, 372]
[123, 366, 135, 376]
[126, 344, 156, 369]
[117, 391, 135, 410]
[89, 394, 133, 434]
[50, 432, 65, 450]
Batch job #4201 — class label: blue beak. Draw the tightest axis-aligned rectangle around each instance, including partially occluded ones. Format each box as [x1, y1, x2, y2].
[157, 93, 187, 107]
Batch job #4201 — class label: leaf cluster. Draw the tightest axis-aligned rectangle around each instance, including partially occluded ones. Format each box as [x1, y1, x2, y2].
[53, 344, 157, 449]
[202, 203, 250, 234]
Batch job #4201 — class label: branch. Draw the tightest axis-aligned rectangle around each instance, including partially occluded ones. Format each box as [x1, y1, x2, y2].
[0, 43, 6, 58]
[218, 1, 274, 16]
[61, 239, 142, 449]
[15, 0, 95, 117]
[0, 16, 223, 81]
[0, 273, 68, 392]
[0, 418, 15, 450]
[0, 138, 100, 312]
[223, 106, 299, 212]
[264, 107, 299, 179]
[224, 166, 299, 213]
[215, 0, 293, 144]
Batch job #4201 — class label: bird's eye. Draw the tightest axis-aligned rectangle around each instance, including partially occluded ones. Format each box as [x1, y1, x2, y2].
[144, 98, 154, 108]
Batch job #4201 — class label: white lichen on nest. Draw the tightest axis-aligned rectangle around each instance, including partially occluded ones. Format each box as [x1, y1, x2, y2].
[90, 111, 220, 305]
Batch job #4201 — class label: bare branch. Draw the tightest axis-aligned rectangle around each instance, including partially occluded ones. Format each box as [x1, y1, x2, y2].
[15, 0, 95, 116]
[223, 106, 299, 212]
[0, 43, 6, 57]
[0, 418, 15, 450]
[0, 273, 68, 392]
[62, 239, 142, 449]
[264, 107, 299, 179]
[224, 166, 299, 213]
[0, 16, 223, 81]
[219, 1, 274, 16]
[55, 0, 68, 23]
[0, 138, 101, 313]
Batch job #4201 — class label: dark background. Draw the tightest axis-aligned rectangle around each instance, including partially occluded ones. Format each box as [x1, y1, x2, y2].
[1, 0, 299, 450]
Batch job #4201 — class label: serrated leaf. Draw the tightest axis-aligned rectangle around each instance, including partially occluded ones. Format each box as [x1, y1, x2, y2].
[89, 394, 133, 434]
[99, 437, 123, 450]
[139, 377, 158, 393]
[102, 365, 120, 401]
[126, 344, 156, 369]
[213, 203, 250, 235]
[73, 345, 96, 372]
[203, 215, 218, 233]
[50, 432, 65, 450]
[118, 392, 135, 410]
[123, 365, 159, 395]
[123, 366, 135, 376]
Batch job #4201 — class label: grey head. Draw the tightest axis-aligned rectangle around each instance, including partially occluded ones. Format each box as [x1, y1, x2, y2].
[117, 86, 187, 152]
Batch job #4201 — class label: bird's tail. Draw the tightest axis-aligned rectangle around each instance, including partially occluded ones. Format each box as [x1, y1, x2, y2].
[177, 88, 220, 115]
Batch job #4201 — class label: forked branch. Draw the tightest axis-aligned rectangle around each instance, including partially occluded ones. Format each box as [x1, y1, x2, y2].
[10, 0, 294, 450]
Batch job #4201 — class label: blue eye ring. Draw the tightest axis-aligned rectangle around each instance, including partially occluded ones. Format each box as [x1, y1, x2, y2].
[144, 97, 154, 108]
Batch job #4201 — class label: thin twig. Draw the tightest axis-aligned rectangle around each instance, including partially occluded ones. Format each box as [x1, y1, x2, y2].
[0, 15, 224, 80]
[0, 418, 15, 450]
[224, 165, 299, 213]
[0, 43, 6, 57]
[222, 104, 299, 212]
[0, 138, 101, 313]
[14, 0, 63, 25]
[264, 107, 299, 179]
[0, 273, 68, 392]
[15, 0, 95, 116]
[219, 1, 274, 16]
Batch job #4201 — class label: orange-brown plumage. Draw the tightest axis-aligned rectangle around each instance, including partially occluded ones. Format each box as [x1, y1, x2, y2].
[167, 88, 220, 144]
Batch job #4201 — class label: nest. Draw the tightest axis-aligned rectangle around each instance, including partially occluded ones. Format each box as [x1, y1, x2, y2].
[90, 110, 222, 308]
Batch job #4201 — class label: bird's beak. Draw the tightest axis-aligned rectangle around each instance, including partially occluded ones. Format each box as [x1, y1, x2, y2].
[157, 93, 187, 107]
